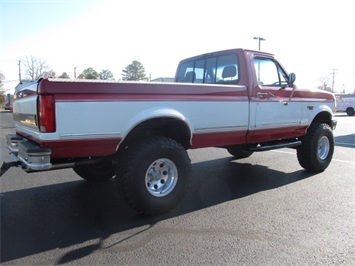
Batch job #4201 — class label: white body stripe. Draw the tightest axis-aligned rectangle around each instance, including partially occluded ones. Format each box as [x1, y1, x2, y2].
[44, 100, 250, 142]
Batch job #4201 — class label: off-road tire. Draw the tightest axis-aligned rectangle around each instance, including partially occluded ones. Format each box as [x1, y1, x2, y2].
[297, 123, 334, 172]
[226, 145, 254, 159]
[73, 159, 115, 182]
[116, 136, 191, 216]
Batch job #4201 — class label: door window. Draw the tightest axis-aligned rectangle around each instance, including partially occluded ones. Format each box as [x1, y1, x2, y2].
[254, 58, 288, 87]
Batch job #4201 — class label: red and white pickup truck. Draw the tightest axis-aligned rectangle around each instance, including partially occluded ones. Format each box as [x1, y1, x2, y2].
[1, 48, 337, 215]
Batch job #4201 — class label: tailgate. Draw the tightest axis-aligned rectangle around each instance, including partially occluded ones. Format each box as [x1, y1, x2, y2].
[12, 80, 39, 133]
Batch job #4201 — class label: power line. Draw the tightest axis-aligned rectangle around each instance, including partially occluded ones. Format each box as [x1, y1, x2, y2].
[1, 80, 19, 83]
[0, 60, 19, 63]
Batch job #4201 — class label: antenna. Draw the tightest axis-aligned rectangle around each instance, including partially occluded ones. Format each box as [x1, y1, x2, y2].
[18, 60, 22, 83]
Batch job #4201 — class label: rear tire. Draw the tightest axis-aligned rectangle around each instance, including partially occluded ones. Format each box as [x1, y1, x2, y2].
[116, 136, 191, 215]
[73, 159, 115, 182]
[226, 145, 253, 159]
[297, 123, 334, 172]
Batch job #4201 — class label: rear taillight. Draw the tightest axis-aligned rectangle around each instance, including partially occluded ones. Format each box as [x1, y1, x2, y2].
[38, 95, 56, 132]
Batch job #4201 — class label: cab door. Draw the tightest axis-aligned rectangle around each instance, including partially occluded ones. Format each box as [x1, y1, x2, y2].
[249, 57, 302, 142]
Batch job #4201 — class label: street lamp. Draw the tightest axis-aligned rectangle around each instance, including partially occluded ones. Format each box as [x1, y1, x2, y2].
[253, 37, 265, 51]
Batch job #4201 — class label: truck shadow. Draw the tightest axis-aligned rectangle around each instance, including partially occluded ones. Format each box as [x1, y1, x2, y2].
[0, 157, 316, 263]
[335, 134, 355, 148]
[335, 113, 353, 117]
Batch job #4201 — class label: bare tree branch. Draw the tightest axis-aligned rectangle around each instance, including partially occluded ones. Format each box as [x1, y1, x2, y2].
[22, 55, 50, 80]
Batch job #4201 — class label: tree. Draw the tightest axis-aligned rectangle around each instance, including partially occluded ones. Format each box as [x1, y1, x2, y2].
[79, 67, 99, 79]
[22, 55, 50, 80]
[58, 72, 70, 79]
[99, 69, 114, 80]
[42, 70, 56, 78]
[122, 60, 147, 81]
[318, 75, 331, 92]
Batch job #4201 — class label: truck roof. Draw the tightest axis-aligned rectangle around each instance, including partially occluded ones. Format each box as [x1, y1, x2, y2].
[178, 48, 274, 64]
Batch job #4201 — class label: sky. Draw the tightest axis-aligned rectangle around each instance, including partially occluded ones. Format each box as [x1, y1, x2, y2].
[1, 0, 354, 94]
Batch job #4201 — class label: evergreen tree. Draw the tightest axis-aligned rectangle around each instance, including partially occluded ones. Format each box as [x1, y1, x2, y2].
[99, 69, 114, 80]
[80, 68, 99, 79]
[122, 60, 147, 81]
[58, 72, 70, 79]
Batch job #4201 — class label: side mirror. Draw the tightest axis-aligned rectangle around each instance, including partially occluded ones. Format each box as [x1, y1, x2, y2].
[288, 73, 296, 86]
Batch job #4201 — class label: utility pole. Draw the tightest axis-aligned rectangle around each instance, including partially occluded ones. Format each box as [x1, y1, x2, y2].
[253, 37, 266, 51]
[18, 60, 22, 83]
[253, 37, 265, 83]
[331, 69, 337, 92]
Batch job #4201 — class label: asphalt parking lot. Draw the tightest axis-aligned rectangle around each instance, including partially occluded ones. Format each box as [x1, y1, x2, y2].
[0, 111, 354, 265]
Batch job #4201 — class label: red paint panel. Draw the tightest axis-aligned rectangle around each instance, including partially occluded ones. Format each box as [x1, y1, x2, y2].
[39, 138, 122, 158]
[247, 126, 307, 143]
[191, 125, 308, 149]
[191, 131, 247, 148]
[55, 94, 249, 102]
[38, 79, 248, 99]
[17, 126, 308, 159]
[250, 88, 335, 103]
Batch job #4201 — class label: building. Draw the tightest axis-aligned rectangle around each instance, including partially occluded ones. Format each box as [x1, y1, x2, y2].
[151, 77, 174, 83]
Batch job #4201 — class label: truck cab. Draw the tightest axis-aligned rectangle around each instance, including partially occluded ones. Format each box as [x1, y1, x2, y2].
[175, 48, 336, 144]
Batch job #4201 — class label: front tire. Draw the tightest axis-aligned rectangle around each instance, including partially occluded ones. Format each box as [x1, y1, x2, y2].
[297, 123, 334, 172]
[116, 137, 191, 215]
[346, 108, 354, 116]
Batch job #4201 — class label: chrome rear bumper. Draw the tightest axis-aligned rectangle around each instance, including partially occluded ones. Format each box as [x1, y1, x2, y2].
[1, 134, 52, 176]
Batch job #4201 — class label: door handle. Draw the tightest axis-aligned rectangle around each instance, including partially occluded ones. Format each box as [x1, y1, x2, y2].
[257, 92, 269, 98]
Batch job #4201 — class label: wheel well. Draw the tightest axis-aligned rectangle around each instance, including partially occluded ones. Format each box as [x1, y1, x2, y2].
[120, 117, 191, 150]
[312, 111, 332, 127]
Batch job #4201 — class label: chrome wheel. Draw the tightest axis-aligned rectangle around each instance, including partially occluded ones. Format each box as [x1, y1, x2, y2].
[318, 136, 330, 160]
[145, 158, 178, 197]
[297, 123, 334, 172]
